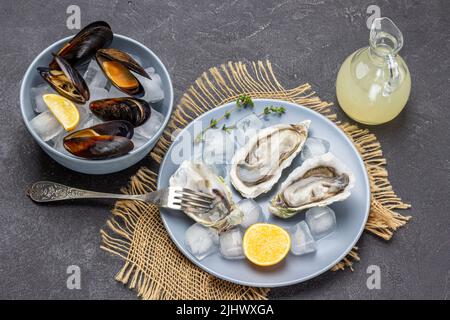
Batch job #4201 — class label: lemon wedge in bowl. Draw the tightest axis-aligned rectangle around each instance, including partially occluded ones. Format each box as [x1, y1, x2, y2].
[243, 223, 291, 267]
[43, 94, 80, 131]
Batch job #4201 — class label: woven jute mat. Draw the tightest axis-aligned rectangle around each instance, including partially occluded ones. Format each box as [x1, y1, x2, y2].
[100, 60, 411, 300]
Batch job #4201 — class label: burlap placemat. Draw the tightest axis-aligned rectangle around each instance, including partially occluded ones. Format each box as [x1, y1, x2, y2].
[100, 60, 411, 299]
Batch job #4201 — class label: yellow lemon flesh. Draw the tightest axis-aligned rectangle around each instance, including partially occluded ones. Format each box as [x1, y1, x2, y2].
[243, 223, 291, 267]
[43, 94, 80, 131]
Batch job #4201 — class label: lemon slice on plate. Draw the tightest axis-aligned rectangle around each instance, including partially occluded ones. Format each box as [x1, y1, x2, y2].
[243, 223, 291, 267]
[43, 94, 80, 131]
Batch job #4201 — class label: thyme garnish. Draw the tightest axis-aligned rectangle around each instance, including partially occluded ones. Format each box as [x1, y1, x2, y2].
[195, 95, 285, 142]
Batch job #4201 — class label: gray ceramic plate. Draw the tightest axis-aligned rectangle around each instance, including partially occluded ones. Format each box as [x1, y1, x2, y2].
[158, 99, 370, 287]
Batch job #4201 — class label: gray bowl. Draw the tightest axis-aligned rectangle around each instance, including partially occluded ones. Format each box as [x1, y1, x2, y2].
[20, 34, 173, 174]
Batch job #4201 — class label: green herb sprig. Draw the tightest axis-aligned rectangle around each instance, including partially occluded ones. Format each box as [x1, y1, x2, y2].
[262, 105, 286, 116]
[236, 94, 254, 109]
[195, 95, 286, 142]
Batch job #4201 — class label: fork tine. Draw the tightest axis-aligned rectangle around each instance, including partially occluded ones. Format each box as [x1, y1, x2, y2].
[176, 193, 212, 206]
[181, 188, 215, 200]
[168, 187, 214, 212]
[181, 199, 212, 210]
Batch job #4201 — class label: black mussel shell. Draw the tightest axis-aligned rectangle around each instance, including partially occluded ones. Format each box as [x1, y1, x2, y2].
[95, 48, 148, 97]
[89, 98, 151, 127]
[64, 120, 134, 140]
[38, 55, 90, 104]
[49, 21, 113, 69]
[63, 135, 134, 159]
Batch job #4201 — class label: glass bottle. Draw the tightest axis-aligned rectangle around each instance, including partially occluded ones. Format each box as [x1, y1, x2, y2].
[336, 17, 411, 125]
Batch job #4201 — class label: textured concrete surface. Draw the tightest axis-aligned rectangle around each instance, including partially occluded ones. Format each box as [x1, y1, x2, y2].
[0, 0, 449, 299]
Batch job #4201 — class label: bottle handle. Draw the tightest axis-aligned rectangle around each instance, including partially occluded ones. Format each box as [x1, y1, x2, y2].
[383, 54, 401, 96]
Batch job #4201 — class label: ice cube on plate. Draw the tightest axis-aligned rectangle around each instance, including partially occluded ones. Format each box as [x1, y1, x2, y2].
[185, 223, 219, 260]
[29, 110, 63, 142]
[84, 59, 108, 89]
[202, 129, 235, 165]
[305, 206, 336, 239]
[234, 112, 265, 146]
[237, 199, 264, 229]
[290, 221, 317, 255]
[190, 141, 204, 163]
[219, 228, 244, 260]
[31, 84, 53, 113]
[134, 107, 164, 139]
[300, 137, 330, 162]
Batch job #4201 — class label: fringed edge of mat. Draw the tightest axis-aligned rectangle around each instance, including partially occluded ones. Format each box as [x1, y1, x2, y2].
[101, 60, 411, 299]
[331, 124, 411, 271]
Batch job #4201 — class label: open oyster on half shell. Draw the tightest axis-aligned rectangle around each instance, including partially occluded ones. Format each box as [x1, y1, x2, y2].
[230, 121, 310, 198]
[269, 153, 355, 218]
[169, 161, 243, 232]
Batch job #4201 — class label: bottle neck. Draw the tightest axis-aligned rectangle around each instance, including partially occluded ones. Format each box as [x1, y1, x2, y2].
[368, 46, 397, 66]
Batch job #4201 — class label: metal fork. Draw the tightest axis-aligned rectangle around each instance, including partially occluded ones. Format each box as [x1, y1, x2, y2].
[27, 181, 215, 212]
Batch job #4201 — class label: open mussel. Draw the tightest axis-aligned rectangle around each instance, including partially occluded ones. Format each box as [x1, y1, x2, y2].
[89, 98, 151, 127]
[49, 21, 113, 69]
[64, 136, 133, 159]
[63, 120, 134, 159]
[39, 55, 90, 104]
[95, 48, 150, 97]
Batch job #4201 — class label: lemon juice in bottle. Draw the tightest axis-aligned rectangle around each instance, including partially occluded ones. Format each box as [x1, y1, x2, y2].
[336, 17, 411, 125]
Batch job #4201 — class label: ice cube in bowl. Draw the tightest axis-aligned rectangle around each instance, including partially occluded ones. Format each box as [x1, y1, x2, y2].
[83, 59, 108, 90]
[31, 84, 53, 113]
[134, 107, 164, 140]
[29, 110, 63, 142]
[20, 34, 173, 174]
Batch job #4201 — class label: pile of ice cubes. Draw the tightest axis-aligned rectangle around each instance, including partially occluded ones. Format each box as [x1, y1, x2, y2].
[190, 112, 267, 179]
[29, 55, 165, 156]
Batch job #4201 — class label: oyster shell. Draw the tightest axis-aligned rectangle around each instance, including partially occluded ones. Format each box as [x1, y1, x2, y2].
[230, 122, 310, 198]
[269, 153, 355, 218]
[169, 161, 242, 232]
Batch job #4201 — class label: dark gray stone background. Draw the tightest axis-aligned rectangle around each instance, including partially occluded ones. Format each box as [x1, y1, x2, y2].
[0, 0, 448, 300]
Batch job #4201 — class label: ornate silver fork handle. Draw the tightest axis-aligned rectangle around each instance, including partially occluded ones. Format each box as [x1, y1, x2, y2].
[27, 181, 149, 203]
[27, 181, 214, 212]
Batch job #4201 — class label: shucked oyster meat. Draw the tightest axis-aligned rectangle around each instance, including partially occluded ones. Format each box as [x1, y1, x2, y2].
[269, 153, 355, 218]
[169, 161, 243, 232]
[230, 122, 310, 198]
